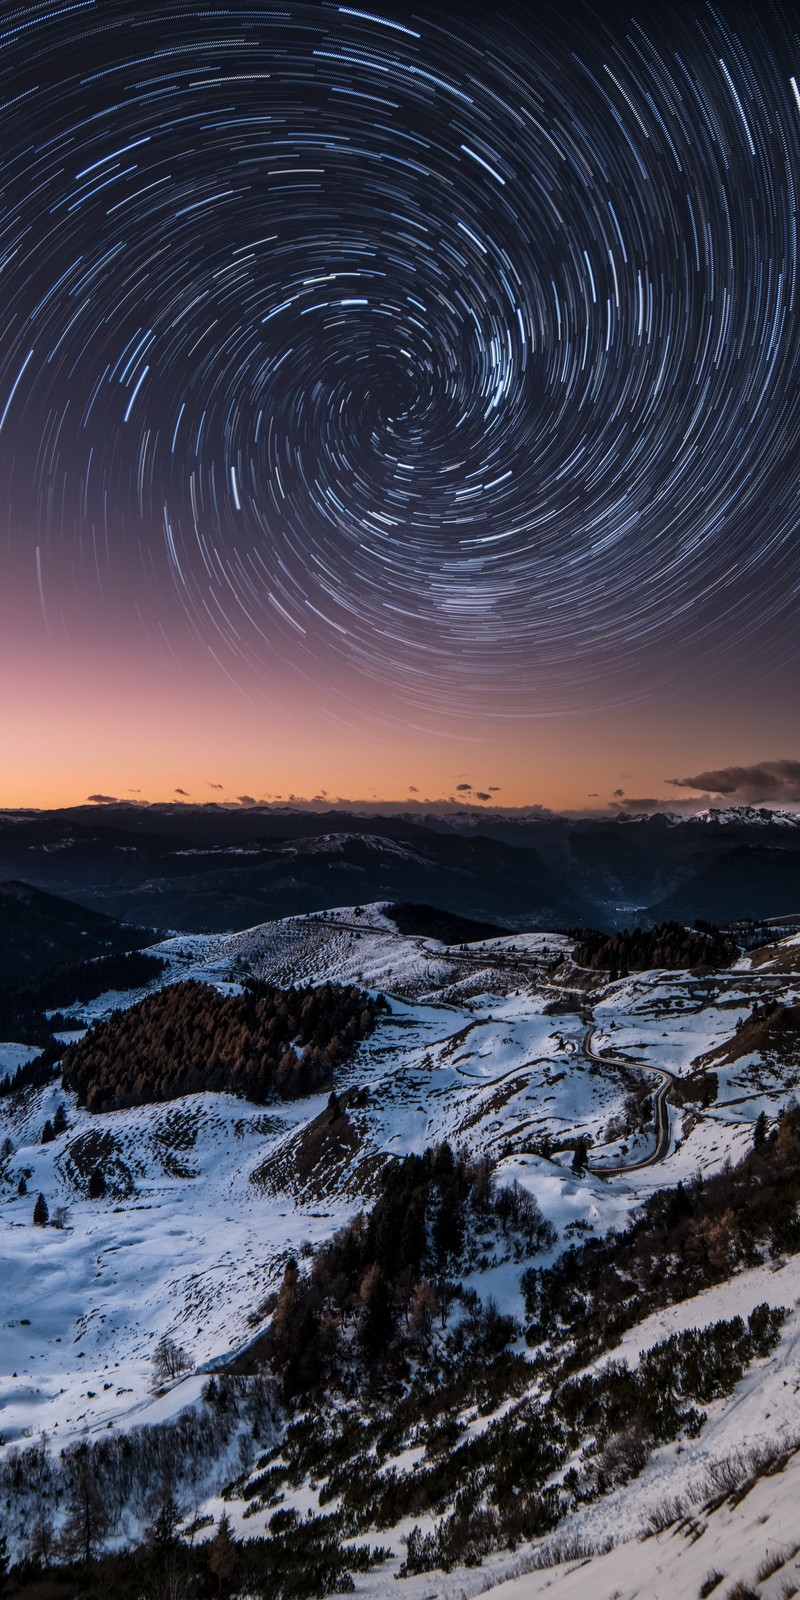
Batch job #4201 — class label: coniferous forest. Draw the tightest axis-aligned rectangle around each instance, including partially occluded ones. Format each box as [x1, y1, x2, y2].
[571, 921, 738, 974]
[0, 949, 166, 1050]
[61, 980, 386, 1112]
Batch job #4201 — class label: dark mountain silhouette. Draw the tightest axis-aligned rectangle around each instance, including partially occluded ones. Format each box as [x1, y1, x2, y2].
[2, 803, 800, 932]
[0, 879, 154, 994]
[646, 846, 800, 925]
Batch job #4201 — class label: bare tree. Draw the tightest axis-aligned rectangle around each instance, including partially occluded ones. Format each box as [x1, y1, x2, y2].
[152, 1334, 192, 1387]
[59, 1444, 111, 1563]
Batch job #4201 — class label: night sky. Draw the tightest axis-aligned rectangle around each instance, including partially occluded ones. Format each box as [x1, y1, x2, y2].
[1, 1, 799, 810]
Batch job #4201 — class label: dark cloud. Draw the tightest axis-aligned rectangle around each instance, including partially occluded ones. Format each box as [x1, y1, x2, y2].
[87, 793, 118, 804]
[666, 760, 800, 803]
[489, 786, 501, 792]
[610, 794, 717, 815]
[613, 788, 624, 797]
[456, 782, 472, 791]
[208, 781, 223, 790]
[475, 792, 491, 801]
[175, 787, 189, 796]
[236, 794, 258, 807]
[409, 785, 418, 793]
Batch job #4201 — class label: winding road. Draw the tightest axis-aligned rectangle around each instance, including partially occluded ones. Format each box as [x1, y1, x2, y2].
[295, 916, 739, 1180]
[584, 1026, 677, 1176]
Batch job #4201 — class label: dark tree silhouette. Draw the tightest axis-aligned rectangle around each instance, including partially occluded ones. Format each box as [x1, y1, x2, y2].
[87, 1166, 106, 1199]
[572, 922, 737, 973]
[571, 1138, 589, 1175]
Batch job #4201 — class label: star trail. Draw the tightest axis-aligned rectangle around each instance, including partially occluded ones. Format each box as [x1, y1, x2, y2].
[1, 1, 799, 805]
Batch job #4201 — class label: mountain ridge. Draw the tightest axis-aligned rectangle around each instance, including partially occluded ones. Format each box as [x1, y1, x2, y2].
[2, 803, 800, 934]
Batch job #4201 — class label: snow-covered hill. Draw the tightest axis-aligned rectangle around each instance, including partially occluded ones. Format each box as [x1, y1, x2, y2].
[2, 904, 800, 1581]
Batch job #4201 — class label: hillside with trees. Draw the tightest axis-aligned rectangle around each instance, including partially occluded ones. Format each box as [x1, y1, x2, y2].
[572, 920, 737, 975]
[0, 948, 166, 1051]
[260, 1142, 557, 1401]
[61, 979, 386, 1111]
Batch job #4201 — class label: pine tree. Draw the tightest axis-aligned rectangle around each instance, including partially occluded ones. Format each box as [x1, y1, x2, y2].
[270, 1259, 299, 1361]
[33, 1192, 49, 1226]
[360, 1266, 394, 1361]
[59, 1445, 110, 1563]
[147, 1494, 184, 1600]
[17, 1174, 27, 1197]
[571, 1138, 589, 1176]
[150, 1492, 181, 1551]
[208, 1511, 236, 1586]
[433, 1175, 464, 1264]
[753, 1110, 768, 1149]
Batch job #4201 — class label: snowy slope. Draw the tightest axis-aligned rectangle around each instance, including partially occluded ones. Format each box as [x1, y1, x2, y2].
[3, 907, 800, 1571]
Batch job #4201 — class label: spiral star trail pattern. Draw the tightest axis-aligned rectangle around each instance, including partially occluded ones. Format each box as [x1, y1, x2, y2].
[1, 0, 799, 737]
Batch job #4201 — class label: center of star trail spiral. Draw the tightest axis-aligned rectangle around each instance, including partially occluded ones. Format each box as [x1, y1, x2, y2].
[0, 1, 798, 721]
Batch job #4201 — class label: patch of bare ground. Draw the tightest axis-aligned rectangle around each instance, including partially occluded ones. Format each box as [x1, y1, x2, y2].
[232, 1112, 285, 1139]
[154, 1106, 200, 1151]
[250, 1085, 374, 1201]
[438, 1020, 481, 1058]
[58, 1127, 136, 1196]
[556, 960, 609, 994]
[693, 1002, 800, 1087]
[749, 941, 800, 974]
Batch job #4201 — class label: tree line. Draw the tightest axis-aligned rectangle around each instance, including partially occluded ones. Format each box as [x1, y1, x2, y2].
[0, 949, 166, 1053]
[61, 979, 386, 1112]
[571, 920, 738, 975]
[264, 1141, 556, 1403]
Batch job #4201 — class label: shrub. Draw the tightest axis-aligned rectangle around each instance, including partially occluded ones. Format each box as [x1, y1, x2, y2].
[699, 1571, 724, 1596]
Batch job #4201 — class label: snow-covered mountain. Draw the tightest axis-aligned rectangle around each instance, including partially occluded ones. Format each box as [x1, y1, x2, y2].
[685, 804, 800, 827]
[2, 904, 800, 1589]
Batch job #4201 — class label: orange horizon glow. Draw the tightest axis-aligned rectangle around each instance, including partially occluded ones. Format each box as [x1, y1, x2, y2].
[2, 617, 797, 815]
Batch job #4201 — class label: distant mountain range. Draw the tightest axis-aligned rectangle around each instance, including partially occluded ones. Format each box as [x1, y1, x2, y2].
[2, 801, 800, 939]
